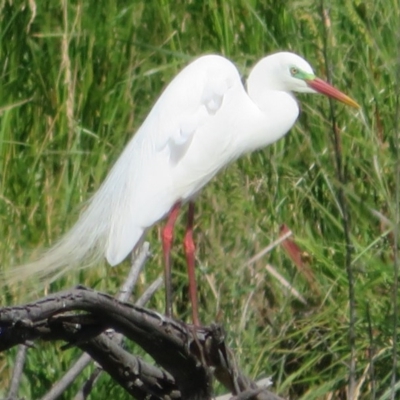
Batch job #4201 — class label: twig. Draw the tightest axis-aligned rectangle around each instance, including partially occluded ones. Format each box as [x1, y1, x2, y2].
[73, 368, 101, 400]
[264, 264, 307, 305]
[40, 354, 93, 400]
[318, 3, 356, 397]
[119, 242, 151, 302]
[243, 230, 292, 267]
[6, 345, 27, 400]
[136, 276, 163, 307]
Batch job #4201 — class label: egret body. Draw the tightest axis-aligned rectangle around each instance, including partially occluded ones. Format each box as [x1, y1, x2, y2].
[7, 52, 359, 325]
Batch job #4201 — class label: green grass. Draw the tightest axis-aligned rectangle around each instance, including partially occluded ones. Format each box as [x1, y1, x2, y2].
[0, 0, 399, 398]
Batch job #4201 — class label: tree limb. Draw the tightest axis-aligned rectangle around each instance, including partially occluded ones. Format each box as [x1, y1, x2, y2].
[0, 286, 285, 400]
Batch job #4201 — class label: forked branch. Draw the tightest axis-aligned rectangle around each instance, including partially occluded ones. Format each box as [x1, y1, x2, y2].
[1, 282, 283, 400]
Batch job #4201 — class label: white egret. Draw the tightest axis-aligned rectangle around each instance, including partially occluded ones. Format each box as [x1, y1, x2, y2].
[7, 52, 359, 326]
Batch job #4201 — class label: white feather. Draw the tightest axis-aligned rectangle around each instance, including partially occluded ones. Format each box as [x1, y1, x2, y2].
[5, 52, 333, 286]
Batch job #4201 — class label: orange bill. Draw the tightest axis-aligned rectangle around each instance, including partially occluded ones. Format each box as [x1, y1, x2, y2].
[306, 77, 360, 109]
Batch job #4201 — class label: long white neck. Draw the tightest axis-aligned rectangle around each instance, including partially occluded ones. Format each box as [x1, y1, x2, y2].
[232, 60, 300, 155]
[247, 56, 298, 110]
[248, 57, 282, 103]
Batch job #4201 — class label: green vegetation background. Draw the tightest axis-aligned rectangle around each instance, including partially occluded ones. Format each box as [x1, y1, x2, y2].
[0, 0, 399, 399]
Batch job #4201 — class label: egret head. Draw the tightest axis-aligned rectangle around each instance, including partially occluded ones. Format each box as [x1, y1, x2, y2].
[248, 52, 360, 108]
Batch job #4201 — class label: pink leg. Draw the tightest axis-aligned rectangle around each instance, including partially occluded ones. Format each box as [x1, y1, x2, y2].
[183, 201, 200, 326]
[162, 202, 181, 318]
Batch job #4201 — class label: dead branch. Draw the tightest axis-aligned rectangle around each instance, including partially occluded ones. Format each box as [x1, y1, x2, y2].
[1, 244, 285, 400]
[0, 286, 285, 400]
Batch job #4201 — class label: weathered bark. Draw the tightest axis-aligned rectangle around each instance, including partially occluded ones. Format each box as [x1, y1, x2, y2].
[0, 286, 285, 400]
[1, 244, 285, 400]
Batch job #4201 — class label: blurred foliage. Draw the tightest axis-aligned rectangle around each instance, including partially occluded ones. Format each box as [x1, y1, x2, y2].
[0, 0, 399, 398]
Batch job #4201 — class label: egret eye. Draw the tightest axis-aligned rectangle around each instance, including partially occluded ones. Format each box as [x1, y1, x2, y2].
[290, 67, 299, 76]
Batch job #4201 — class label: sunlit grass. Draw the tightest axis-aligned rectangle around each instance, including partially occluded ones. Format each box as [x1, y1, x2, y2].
[0, 0, 399, 398]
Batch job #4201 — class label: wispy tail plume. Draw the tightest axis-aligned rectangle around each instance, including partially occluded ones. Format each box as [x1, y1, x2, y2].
[2, 194, 110, 289]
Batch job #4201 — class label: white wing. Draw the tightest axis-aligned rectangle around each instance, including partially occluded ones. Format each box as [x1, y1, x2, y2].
[103, 55, 243, 265]
[4, 55, 244, 286]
